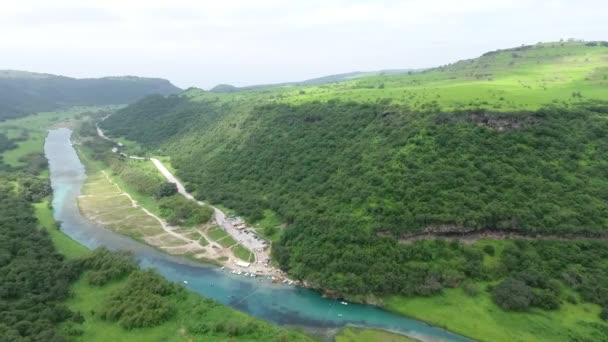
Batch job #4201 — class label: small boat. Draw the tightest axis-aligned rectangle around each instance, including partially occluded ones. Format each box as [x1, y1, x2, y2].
[220, 266, 225, 270]
[237, 271, 242, 275]
[338, 314, 343, 317]
[341, 301, 348, 305]
[245, 273, 250, 276]
[250, 274, 256, 278]
[231, 270, 236, 274]
[288, 281, 294, 285]
[183, 280, 188, 284]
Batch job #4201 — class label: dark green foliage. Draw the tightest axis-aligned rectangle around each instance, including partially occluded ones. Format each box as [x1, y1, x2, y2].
[492, 278, 533, 311]
[0, 132, 16, 152]
[0, 183, 81, 341]
[483, 245, 495, 256]
[566, 294, 578, 304]
[601, 308, 608, 321]
[158, 195, 213, 226]
[82, 248, 138, 286]
[98, 270, 179, 329]
[101, 95, 215, 148]
[157, 182, 178, 198]
[104, 95, 608, 319]
[111, 99, 608, 239]
[532, 288, 560, 310]
[0, 72, 180, 121]
[18, 153, 49, 175]
[20, 175, 51, 202]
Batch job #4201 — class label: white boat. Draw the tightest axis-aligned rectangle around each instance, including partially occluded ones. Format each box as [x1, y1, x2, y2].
[183, 280, 188, 284]
[245, 273, 250, 276]
[288, 281, 294, 285]
[338, 314, 343, 317]
[282, 279, 288, 283]
[237, 271, 242, 275]
[341, 301, 348, 305]
[220, 266, 225, 270]
[231, 270, 236, 274]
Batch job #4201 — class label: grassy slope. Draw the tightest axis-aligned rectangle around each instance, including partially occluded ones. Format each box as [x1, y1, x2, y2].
[34, 200, 90, 259]
[382, 239, 608, 342]
[385, 287, 606, 342]
[186, 42, 608, 111]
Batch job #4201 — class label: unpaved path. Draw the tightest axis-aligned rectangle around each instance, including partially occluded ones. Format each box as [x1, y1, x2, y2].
[100, 171, 199, 246]
[150, 158, 196, 201]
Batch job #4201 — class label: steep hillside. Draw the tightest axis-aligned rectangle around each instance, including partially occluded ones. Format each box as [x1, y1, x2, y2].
[101, 41, 608, 306]
[0, 70, 181, 120]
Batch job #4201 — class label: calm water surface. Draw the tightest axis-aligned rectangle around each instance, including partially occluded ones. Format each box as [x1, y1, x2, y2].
[45, 128, 471, 342]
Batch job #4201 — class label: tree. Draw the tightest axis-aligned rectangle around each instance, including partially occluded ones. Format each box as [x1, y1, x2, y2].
[492, 278, 533, 311]
[157, 182, 178, 198]
[483, 245, 495, 256]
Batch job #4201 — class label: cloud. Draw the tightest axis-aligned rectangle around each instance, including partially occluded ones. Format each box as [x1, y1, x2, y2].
[2, 5, 121, 27]
[0, 0, 606, 88]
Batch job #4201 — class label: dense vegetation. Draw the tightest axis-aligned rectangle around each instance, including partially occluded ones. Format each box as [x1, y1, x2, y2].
[67, 247, 312, 340]
[0, 181, 81, 341]
[159, 195, 214, 226]
[0, 108, 314, 341]
[99, 41, 608, 339]
[0, 70, 180, 121]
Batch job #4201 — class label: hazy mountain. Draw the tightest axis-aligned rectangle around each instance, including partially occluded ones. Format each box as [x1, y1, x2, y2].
[0, 70, 181, 120]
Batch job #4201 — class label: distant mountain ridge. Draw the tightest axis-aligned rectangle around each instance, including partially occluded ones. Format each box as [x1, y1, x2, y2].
[0, 70, 181, 120]
[209, 69, 419, 93]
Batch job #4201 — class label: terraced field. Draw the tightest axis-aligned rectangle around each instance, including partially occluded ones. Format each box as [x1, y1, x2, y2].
[78, 172, 220, 260]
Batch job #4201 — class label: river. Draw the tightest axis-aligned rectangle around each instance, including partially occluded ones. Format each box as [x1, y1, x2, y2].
[45, 127, 471, 342]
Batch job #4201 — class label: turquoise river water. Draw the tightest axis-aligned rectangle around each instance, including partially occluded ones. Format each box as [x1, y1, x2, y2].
[45, 128, 471, 342]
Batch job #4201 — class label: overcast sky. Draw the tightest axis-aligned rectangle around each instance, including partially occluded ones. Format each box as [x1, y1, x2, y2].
[1, 0, 606, 89]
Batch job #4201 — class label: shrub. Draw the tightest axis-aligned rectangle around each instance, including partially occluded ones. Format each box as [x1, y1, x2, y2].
[492, 278, 533, 311]
[463, 282, 481, 297]
[83, 248, 138, 286]
[601, 308, 608, 321]
[98, 270, 179, 329]
[532, 288, 560, 310]
[158, 195, 213, 226]
[483, 245, 495, 256]
[157, 182, 178, 198]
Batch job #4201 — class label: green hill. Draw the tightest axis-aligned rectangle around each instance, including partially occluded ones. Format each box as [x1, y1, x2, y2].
[0, 70, 181, 120]
[101, 42, 608, 338]
[208, 69, 417, 93]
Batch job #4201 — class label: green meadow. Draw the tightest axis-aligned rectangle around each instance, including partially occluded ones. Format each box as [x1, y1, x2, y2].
[385, 285, 607, 342]
[185, 42, 608, 112]
[0, 106, 111, 166]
